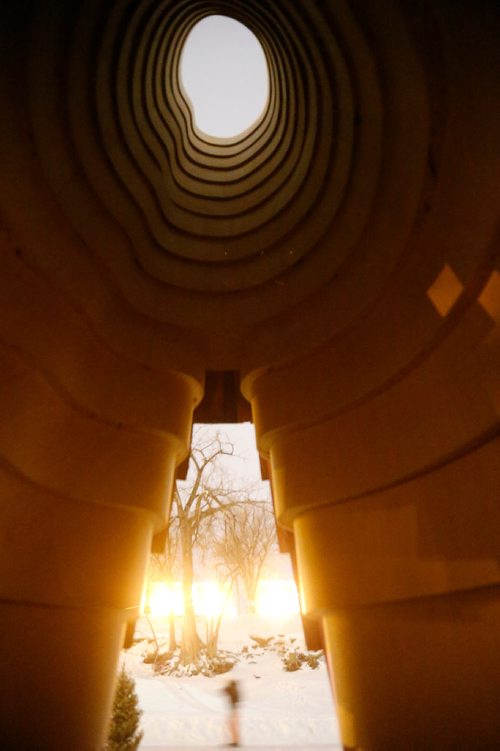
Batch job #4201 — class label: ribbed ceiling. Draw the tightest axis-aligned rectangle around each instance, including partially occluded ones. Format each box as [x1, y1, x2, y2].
[26, 0, 431, 365]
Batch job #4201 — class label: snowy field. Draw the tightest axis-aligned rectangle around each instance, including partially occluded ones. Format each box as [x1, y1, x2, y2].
[122, 613, 341, 748]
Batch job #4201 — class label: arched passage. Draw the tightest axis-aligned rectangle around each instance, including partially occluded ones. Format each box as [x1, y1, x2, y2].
[0, 1, 498, 748]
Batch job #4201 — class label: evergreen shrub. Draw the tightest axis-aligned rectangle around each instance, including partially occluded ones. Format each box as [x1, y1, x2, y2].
[105, 666, 143, 751]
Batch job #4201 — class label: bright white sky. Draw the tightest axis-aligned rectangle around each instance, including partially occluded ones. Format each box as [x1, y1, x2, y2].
[191, 421, 266, 489]
[180, 15, 269, 138]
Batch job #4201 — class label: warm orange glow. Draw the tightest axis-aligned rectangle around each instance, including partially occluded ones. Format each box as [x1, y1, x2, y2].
[193, 581, 226, 619]
[143, 581, 236, 619]
[255, 579, 301, 617]
[144, 582, 184, 617]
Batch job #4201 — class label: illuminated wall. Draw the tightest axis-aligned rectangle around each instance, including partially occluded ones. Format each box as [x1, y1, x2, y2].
[0, 1, 498, 748]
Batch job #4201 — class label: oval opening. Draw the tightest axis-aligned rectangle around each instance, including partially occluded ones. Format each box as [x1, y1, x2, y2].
[180, 15, 269, 139]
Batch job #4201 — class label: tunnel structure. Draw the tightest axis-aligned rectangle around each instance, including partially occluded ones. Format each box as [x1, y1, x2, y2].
[0, 1, 499, 749]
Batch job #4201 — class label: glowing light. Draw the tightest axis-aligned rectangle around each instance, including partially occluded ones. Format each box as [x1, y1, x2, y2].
[194, 581, 229, 619]
[180, 15, 269, 138]
[255, 579, 301, 617]
[145, 582, 184, 617]
[143, 581, 237, 619]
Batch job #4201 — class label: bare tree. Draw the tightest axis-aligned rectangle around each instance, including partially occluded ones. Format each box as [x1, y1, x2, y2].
[214, 502, 277, 613]
[172, 428, 247, 665]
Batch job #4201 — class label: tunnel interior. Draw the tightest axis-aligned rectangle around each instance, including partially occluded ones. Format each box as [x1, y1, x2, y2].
[0, 1, 499, 749]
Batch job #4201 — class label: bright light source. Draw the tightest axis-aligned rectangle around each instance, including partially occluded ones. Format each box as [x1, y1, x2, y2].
[180, 15, 269, 138]
[194, 581, 228, 619]
[255, 579, 301, 617]
[143, 580, 236, 619]
[145, 582, 184, 617]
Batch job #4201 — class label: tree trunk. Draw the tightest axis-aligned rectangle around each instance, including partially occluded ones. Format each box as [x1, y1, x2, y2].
[168, 613, 176, 652]
[206, 615, 222, 659]
[164, 571, 177, 652]
[244, 572, 257, 614]
[180, 525, 201, 664]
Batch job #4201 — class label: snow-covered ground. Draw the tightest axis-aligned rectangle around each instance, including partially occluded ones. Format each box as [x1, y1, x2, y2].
[122, 613, 341, 748]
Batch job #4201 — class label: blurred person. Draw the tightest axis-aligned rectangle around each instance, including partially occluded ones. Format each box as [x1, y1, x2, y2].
[223, 679, 241, 747]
